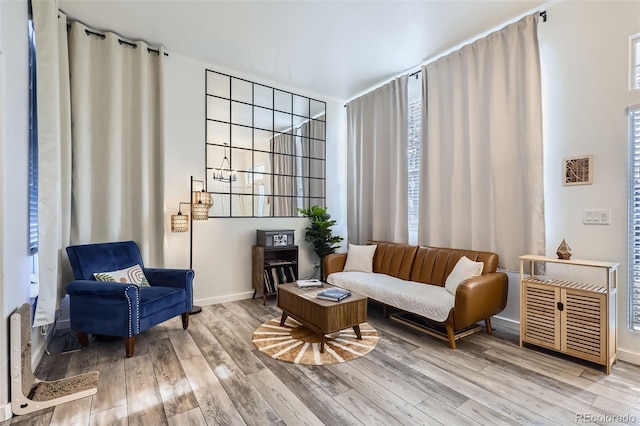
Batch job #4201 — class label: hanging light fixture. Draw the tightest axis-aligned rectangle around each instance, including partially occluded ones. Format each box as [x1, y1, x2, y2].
[212, 143, 237, 183]
[192, 179, 213, 207]
[189, 178, 212, 220]
[191, 201, 209, 221]
[170, 202, 190, 232]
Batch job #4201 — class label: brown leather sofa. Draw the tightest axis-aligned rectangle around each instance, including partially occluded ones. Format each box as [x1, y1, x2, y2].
[323, 241, 508, 348]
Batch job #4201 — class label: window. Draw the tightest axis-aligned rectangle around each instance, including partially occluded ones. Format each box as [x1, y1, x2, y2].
[628, 105, 640, 331]
[28, 16, 38, 255]
[408, 75, 422, 245]
[632, 34, 640, 90]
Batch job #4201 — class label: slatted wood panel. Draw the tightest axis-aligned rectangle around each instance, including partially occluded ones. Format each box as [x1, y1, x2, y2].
[522, 282, 560, 349]
[562, 290, 607, 365]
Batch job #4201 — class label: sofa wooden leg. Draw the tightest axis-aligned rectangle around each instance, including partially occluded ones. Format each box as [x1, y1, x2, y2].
[182, 313, 189, 329]
[77, 332, 89, 347]
[124, 336, 136, 358]
[383, 305, 389, 318]
[445, 325, 456, 349]
[485, 318, 492, 334]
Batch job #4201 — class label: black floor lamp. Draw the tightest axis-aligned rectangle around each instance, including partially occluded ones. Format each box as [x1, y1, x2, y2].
[170, 176, 211, 315]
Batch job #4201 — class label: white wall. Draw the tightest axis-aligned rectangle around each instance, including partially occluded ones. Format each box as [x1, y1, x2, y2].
[516, 0, 640, 362]
[163, 53, 347, 306]
[0, 0, 32, 418]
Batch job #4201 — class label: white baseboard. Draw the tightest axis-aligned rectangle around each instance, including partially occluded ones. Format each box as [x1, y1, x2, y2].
[618, 348, 640, 366]
[195, 291, 255, 306]
[2, 403, 12, 421]
[492, 315, 520, 332]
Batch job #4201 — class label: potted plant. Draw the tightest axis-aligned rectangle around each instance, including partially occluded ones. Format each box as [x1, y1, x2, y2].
[298, 205, 344, 279]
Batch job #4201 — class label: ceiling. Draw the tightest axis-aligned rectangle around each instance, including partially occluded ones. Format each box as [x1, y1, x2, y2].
[57, 0, 547, 101]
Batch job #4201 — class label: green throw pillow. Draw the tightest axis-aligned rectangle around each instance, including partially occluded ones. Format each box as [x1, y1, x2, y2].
[94, 264, 150, 287]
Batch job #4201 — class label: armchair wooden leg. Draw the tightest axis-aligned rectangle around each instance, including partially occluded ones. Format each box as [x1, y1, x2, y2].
[445, 324, 457, 349]
[124, 336, 136, 358]
[181, 313, 189, 329]
[485, 318, 493, 334]
[77, 332, 89, 348]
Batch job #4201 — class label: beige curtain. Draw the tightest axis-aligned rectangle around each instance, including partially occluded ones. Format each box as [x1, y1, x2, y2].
[68, 22, 165, 265]
[346, 76, 409, 244]
[32, 1, 71, 327]
[418, 14, 544, 271]
[272, 133, 296, 216]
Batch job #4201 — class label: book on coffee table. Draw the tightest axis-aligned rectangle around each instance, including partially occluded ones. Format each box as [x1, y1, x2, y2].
[295, 279, 323, 289]
[316, 287, 351, 301]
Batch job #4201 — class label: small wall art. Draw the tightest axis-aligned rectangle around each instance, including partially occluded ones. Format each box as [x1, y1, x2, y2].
[563, 155, 593, 186]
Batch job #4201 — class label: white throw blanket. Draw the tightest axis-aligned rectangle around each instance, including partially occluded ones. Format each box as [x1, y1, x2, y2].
[327, 271, 454, 322]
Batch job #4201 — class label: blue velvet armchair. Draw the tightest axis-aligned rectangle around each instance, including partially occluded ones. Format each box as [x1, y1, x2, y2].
[66, 241, 194, 357]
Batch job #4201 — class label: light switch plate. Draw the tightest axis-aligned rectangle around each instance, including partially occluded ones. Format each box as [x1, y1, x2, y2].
[583, 209, 611, 225]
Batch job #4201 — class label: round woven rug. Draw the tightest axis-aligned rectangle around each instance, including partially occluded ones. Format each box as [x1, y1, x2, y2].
[252, 317, 379, 365]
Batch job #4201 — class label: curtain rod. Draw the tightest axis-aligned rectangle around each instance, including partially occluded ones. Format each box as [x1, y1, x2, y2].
[345, 10, 547, 107]
[61, 14, 169, 57]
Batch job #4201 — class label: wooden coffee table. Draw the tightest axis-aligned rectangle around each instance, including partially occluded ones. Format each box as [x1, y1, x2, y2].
[277, 283, 367, 353]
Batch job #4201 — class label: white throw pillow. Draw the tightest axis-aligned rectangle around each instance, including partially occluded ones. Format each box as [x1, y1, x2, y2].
[444, 256, 484, 295]
[94, 264, 150, 287]
[343, 244, 377, 273]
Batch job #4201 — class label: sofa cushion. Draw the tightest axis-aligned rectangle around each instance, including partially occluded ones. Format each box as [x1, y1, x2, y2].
[344, 244, 377, 273]
[139, 286, 186, 318]
[327, 271, 454, 322]
[410, 247, 499, 286]
[372, 242, 418, 280]
[444, 256, 484, 295]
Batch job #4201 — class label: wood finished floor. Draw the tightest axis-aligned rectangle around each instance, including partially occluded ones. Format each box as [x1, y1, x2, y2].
[5, 299, 640, 425]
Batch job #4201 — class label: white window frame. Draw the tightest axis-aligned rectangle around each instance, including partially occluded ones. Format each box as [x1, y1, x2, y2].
[628, 105, 640, 331]
[630, 34, 640, 91]
[407, 93, 421, 245]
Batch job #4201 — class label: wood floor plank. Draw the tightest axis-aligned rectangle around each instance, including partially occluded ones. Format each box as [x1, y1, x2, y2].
[334, 389, 407, 426]
[91, 357, 126, 415]
[198, 306, 267, 376]
[89, 405, 128, 426]
[464, 342, 598, 405]
[179, 354, 246, 425]
[237, 299, 281, 323]
[327, 363, 442, 425]
[48, 397, 92, 426]
[195, 324, 283, 425]
[488, 336, 588, 376]
[414, 348, 584, 424]
[348, 357, 430, 405]
[485, 348, 640, 407]
[288, 363, 353, 397]
[148, 337, 199, 418]
[167, 407, 206, 426]
[409, 359, 558, 425]
[247, 368, 324, 426]
[412, 342, 493, 372]
[480, 365, 613, 420]
[415, 397, 480, 426]
[365, 345, 469, 408]
[591, 395, 640, 420]
[166, 323, 201, 361]
[456, 399, 518, 426]
[124, 352, 167, 426]
[209, 304, 259, 349]
[256, 353, 363, 425]
[65, 343, 98, 376]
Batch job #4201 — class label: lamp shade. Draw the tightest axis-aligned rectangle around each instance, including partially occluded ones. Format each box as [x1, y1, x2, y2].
[192, 202, 209, 221]
[171, 213, 189, 232]
[192, 190, 212, 207]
